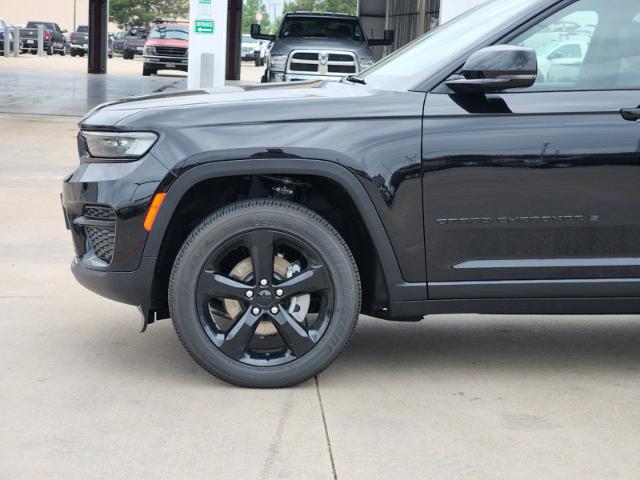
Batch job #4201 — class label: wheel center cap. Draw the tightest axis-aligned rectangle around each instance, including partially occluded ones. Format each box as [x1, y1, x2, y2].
[255, 289, 273, 307]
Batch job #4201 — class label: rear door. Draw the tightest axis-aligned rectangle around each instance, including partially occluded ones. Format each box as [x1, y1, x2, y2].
[422, 0, 640, 299]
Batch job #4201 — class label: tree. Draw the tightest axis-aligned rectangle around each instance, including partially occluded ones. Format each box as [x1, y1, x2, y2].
[282, 0, 357, 16]
[243, 0, 270, 33]
[110, 0, 189, 29]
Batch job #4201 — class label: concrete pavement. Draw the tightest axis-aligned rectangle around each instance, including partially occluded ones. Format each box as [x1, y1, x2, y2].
[1, 114, 640, 479]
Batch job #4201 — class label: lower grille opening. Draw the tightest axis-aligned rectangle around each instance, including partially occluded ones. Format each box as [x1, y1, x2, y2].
[81, 205, 117, 265]
[85, 225, 116, 264]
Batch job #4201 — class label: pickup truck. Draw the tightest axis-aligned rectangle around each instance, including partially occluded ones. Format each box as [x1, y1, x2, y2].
[69, 25, 88, 57]
[142, 22, 188, 76]
[62, 0, 640, 388]
[251, 12, 393, 82]
[20, 21, 66, 55]
[122, 28, 149, 59]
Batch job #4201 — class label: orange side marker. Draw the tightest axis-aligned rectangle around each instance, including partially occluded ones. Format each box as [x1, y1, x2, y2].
[144, 192, 167, 231]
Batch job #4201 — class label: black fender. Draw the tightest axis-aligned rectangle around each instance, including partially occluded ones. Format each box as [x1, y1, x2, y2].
[143, 158, 427, 304]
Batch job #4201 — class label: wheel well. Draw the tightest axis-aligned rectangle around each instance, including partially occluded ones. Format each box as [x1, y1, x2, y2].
[150, 174, 389, 319]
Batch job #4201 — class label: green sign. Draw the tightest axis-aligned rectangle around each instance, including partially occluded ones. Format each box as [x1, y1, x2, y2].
[195, 20, 215, 34]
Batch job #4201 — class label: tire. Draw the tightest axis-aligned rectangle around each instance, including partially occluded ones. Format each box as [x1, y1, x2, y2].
[46, 45, 53, 55]
[59, 49, 65, 56]
[79, 52, 85, 57]
[169, 199, 361, 388]
[142, 66, 156, 76]
[260, 72, 268, 83]
[254, 56, 260, 67]
[70, 51, 76, 57]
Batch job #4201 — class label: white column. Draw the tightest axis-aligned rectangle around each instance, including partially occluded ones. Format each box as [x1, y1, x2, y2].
[439, 0, 488, 24]
[188, 0, 228, 89]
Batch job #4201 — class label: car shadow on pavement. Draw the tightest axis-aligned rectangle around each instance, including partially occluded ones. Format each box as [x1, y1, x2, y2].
[336, 315, 640, 375]
[84, 313, 640, 387]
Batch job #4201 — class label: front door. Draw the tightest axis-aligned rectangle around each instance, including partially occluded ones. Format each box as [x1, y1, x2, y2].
[422, 0, 640, 299]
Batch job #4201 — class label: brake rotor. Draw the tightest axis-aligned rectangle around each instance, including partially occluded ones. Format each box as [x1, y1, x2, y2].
[222, 256, 311, 336]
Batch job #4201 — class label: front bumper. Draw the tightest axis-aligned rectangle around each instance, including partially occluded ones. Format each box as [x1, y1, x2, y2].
[268, 70, 346, 82]
[70, 43, 88, 51]
[61, 152, 171, 312]
[71, 255, 156, 308]
[143, 55, 188, 70]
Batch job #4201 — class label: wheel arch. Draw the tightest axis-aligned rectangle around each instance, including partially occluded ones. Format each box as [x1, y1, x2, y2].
[144, 159, 423, 318]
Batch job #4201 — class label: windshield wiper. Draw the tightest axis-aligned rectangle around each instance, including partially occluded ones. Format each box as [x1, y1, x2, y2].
[344, 75, 366, 85]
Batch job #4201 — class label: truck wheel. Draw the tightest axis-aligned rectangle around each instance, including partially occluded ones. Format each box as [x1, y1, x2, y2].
[59, 49, 65, 56]
[260, 72, 268, 83]
[70, 50, 76, 57]
[169, 199, 361, 388]
[46, 45, 54, 55]
[254, 56, 260, 67]
[142, 66, 156, 76]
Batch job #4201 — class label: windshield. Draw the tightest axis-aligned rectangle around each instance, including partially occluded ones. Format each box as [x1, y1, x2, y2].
[150, 27, 188, 40]
[77, 25, 89, 33]
[279, 17, 364, 42]
[362, 0, 537, 90]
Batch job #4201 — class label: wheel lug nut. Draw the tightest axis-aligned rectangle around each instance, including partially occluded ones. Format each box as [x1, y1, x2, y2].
[246, 290, 254, 298]
[252, 307, 260, 315]
[271, 306, 279, 314]
[276, 289, 283, 297]
[260, 279, 268, 286]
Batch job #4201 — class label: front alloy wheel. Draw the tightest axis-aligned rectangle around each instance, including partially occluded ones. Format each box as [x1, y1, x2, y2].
[169, 199, 361, 388]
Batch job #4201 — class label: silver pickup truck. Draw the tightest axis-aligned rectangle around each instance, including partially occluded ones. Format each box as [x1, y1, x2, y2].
[251, 12, 393, 83]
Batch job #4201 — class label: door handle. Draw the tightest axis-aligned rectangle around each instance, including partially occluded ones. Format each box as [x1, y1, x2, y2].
[621, 108, 640, 121]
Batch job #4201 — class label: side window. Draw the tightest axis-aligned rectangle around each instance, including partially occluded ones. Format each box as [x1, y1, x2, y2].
[511, 0, 640, 91]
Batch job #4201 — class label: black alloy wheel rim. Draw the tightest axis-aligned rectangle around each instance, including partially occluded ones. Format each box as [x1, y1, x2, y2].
[195, 229, 335, 367]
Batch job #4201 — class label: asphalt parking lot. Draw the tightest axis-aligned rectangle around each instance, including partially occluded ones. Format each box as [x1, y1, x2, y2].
[2, 78, 640, 478]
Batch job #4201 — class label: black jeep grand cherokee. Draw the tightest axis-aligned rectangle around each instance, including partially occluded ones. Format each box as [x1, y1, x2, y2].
[62, 0, 640, 387]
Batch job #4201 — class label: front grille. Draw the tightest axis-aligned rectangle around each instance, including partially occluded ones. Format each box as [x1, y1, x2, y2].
[84, 206, 116, 221]
[82, 206, 116, 264]
[287, 50, 358, 77]
[85, 225, 116, 264]
[155, 46, 187, 57]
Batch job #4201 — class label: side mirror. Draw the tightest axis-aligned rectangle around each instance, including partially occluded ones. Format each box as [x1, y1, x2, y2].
[446, 45, 538, 94]
[368, 29, 394, 46]
[251, 23, 275, 41]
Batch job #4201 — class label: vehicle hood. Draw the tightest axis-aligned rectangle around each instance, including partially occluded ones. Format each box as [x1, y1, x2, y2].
[81, 80, 396, 128]
[145, 38, 188, 48]
[270, 37, 373, 59]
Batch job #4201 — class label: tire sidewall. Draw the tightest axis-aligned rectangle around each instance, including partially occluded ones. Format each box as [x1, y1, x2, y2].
[170, 201, 360, 387]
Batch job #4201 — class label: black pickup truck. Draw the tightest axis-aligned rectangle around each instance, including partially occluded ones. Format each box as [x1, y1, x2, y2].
[69, 25, 88, 57]
[20, 21, 66, 55]
[62, 0, 640, 388]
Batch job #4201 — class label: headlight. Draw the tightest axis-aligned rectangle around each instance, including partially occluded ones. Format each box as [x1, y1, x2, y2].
[144, 46, 156, 55]
[269, 55, 287, 70]
[81, 131, 158, 160]
[359, 58, 375, 71]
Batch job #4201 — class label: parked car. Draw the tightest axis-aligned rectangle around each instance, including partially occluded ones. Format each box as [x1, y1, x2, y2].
[20, 21, 66, 55]
[240, 33, 259, 61]
[122, 27, 148, 59]
[251, 12, 392, 82]
[111, 31, 126, 55]
[69, 25, 88, 57]
[62, 0, 640, 388]
[0, 18, 13, 55]
[142, 22, 188, 76]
